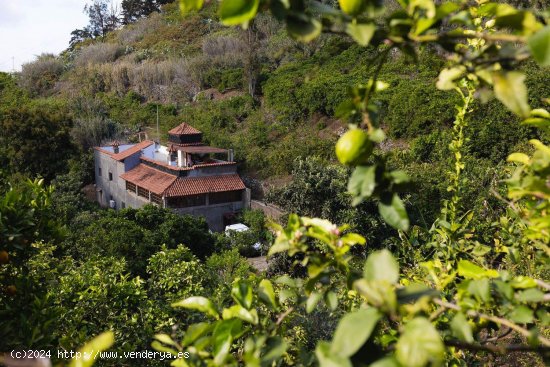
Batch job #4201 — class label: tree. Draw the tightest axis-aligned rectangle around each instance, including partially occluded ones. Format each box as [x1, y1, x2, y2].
[0, 101, 75, 182]
[121, 0, 174, 24]
[84, 0, 121, 38]
[70, 0, 121, 46]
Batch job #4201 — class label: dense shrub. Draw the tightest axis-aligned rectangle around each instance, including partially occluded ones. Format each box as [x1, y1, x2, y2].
[19, 54, 64, 96]
[0, 100, 75, 181]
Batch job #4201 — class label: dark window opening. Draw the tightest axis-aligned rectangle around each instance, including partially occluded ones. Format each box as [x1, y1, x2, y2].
[98, 167, 102, 176]
[167, 194, 207, 208]
[126, 181, 136, 192]
[151, 193, 162, 205]
[209, 190, 243, 205]
[109, 172, 113, 181]
[121, 201, 126, 209]
[137, 186, 149, 198]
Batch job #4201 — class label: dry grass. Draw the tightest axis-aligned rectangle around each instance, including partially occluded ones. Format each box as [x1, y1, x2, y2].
[74, 43, 125, 67]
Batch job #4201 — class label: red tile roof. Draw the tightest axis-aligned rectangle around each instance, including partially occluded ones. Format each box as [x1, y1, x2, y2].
[120, 164, 176, 195]
[112, 140, 154, 161]
[168, 123, 202, 135]
[164, 174, 245, 197]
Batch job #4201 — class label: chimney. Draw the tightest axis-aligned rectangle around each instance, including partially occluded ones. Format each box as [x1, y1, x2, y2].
[112, 140, 120, 154]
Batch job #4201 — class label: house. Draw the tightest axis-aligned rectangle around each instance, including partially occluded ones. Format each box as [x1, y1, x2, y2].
[93, 123, 250, 231]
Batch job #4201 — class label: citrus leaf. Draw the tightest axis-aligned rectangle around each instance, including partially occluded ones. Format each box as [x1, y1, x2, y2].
[346, 22, 376, 46]
[315, 341, 352, 367]
[69, 331, 115, 367]
[378, 193, 409, 231]
[493, 72, 530, 118]
[450, 313, 474, 343]
[219, 0, 260, 26]
[172, 296, 219, 319]
[529, 25, 550, 66]
[364, 249, 399, 284]
[331, 308, 382, 357]
[457, 260, 498, 280]
[258, 279, 277, 308]
[287, 14, 322, 42]
[179, 0, 203, 14]
[396, 318, 444, 367]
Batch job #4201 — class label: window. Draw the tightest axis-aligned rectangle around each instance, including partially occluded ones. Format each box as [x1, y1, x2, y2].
[137, 186, 149, 198]
[126, 181, 136, 192]
[98, 167, 102, 177]
[209, 190, 243, 205]
[151, 193, 162, 205]
[121, 201, 126, 209]
[109, 172, 113, 181]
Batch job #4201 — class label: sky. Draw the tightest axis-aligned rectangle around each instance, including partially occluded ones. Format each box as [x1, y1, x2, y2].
[0, 0, 121, 72]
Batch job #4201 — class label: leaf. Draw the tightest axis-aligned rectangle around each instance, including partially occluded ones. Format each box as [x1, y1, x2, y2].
[151, 341, 179, 356]
[395, 318, 444, 367]
[450, 313, 474, 343]
[154, 333, 178, 348]
[390, 170, 410, 185]
[516, 288, 544, 303]
[457, 260, 498, 280]
[212, 319, 242, 366]
[507, 153, 530, 165]
[529, 25, 550, 66]
[325, 290, 338, 311]
[69, 331, 115, 367]
[179, 0, 203, 14]
[231, 280, 253, 309]
[341, 232, 366, 246]
[172, 296, 219, 319]
[364, 249, 399, 284]
[346, 22, 376, 47]
[262, 336, 288, 364]
[508, 305, 534, 324]
[509, 276, 537, 289]
[268, 236, 290, 256]
[331, 308, 382, 357]
[348, 165, 377, 204]
[222, 305, 259, 324]
[286, 14, 322, 42]
[307, 291, 323, 313]
[182, 323, 212, 346]
[493, 72, 531, 118]
[315, 341, 352, 367]
[436, 67, 465, 90]
[219, 0, 260, 26]
[258, 279, 277, 308]
[369, 128, 386, 143]
[467, 278, 491, 303]
[378, 193, 409, 231]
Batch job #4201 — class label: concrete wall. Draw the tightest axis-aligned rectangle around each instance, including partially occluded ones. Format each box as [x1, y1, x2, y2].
[94, 149, 148, 210]
[188, 164, 237, 177]
[250, 200, 285, 221]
